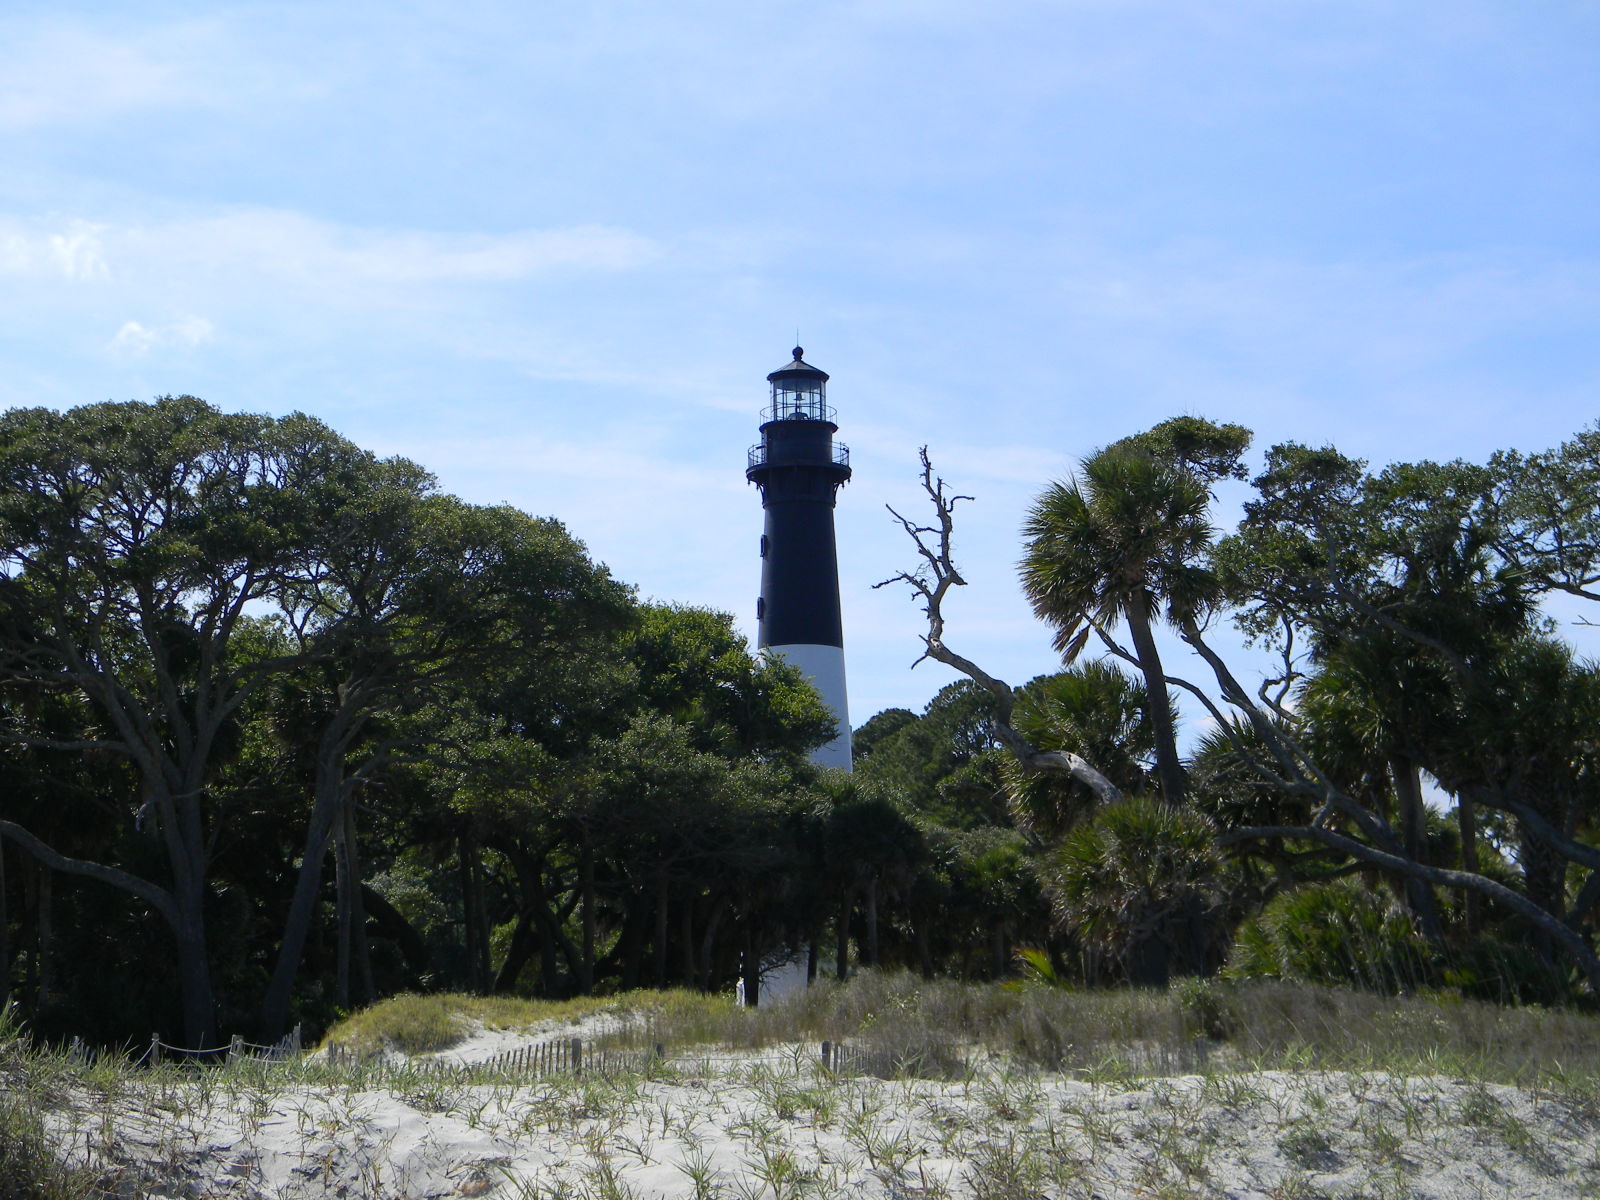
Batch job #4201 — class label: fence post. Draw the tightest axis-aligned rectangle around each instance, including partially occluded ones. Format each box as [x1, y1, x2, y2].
[570, 1037, 583, 1074]
[821, 1040, 832, 1072]
[290, 1024, 302, 1057]
[149, 1033, 161, 1067]
[228, 1034, 244, 1063]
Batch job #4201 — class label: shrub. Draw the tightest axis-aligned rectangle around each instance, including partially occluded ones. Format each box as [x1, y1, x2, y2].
[1226, 879, 1433, 993]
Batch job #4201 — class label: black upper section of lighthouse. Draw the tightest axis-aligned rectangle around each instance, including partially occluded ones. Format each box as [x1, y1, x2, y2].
[746, 347, 851, 650]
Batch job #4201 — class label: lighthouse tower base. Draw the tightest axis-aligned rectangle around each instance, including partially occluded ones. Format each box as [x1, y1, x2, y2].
[763, 643, 852, 770]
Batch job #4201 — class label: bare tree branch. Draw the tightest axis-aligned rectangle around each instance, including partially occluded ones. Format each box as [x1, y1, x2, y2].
[877, 448, 1122, 806]
[0, 820, 178, 927]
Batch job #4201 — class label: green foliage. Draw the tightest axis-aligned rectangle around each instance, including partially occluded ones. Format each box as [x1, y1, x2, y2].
[1226, 880, 1434, 993]
[1049, 797, 1222, 984]
[1107, 414, 1252, 487]
[853, 681, 1007, 829]
[1006, 664, 1153, 839]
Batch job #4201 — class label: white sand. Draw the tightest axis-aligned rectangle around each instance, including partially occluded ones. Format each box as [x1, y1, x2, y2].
[43, 1037, 1600, 1198]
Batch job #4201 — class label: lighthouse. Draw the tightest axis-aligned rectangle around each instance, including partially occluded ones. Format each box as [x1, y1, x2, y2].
[746, 347, 853, 769]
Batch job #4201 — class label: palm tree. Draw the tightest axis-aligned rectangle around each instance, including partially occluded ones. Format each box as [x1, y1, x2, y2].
[1049, 795, 1222, 985]
[1020, 446, 1215, 805]
[1005, 663, 1153, 840]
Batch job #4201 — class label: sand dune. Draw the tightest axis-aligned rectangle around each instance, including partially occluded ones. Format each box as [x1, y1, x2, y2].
[38, 1022, 1600, 1199]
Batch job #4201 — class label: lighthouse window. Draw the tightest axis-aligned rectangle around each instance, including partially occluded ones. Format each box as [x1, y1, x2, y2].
[759, 535, 768, 558]
[756, 597, 765, 619]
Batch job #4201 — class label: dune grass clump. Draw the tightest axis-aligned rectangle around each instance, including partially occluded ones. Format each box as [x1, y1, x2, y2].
[623, 970, 1600, 1087]
[322, 988, 742, 1057]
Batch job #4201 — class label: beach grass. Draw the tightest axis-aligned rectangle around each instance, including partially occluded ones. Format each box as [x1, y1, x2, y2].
[8, 975, 1600, 1198]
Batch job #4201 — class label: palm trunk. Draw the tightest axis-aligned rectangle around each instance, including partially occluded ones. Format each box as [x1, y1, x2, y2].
[1125, 599, 1186, 806]
[835, 884, 853, 980]
[1390, 758, 1443, 944]
[1458, 788, 1481, 935]
[863, 876, 879, 967]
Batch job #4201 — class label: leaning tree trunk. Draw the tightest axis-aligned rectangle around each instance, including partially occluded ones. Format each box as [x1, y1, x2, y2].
[1124, 598, 1187, 806]
[260, 790, 342, 1037]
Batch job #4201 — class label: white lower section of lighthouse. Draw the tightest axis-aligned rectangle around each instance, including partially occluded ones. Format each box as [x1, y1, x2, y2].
[763, 643, 852, 770]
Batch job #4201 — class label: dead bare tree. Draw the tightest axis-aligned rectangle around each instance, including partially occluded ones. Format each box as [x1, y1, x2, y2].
[874, 447, 1121, 806]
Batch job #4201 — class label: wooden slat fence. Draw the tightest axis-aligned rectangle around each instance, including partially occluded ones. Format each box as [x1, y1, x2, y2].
[321, 1035, 667, 1082]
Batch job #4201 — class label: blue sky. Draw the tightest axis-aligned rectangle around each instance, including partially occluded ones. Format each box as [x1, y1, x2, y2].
[2, 1, 1597, 726]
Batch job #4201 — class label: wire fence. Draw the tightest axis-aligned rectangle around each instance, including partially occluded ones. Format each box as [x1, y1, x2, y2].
[121, 1025, 304, 1067]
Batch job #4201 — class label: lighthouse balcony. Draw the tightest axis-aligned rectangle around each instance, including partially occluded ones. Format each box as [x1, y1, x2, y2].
[747, 441, 850, 471]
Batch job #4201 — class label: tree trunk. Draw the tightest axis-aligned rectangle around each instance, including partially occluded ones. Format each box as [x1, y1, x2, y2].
[1125, 599, 1186, 806]
[459, 833, 491, 994]
[654, 869, 670, 989]
[34, 866, 51, 1009]
[172, 897, 216, 1050]
[342, 801, 374, 1007]
[361, 884, 431, 979]
[740, 924, 760, 1007]
[835, 886, 853, 981]
[493, 912, 538, 994]
[1457, 788, 1481, 935]
[698, 902, 726, 992]
[1390, 758, 1444, 944]
[916, 922, 933, 979]
[259, 793, 341, 1037]
[682, 902, 697, 988]
[579, 845, 596, 994]
[0, 838, 8, 1011]
[0, 817, 212, 1046]
[335, 822, 352, 1010]
[863, 876, 879, 967]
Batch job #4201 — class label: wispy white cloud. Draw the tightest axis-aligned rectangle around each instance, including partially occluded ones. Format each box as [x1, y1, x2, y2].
[108, 316, 214, 357]
[0, 209, 657, 306]
[0, 219, 108, 279]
